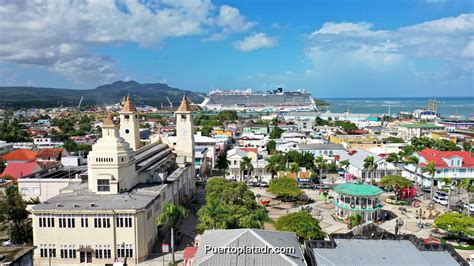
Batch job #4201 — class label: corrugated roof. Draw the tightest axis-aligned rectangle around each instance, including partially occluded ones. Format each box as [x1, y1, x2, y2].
[194, 229, 306, 266]
[312, 239, 456, 266]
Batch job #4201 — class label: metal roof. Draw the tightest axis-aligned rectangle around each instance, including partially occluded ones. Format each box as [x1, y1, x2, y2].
[194, 229, 306, 266]
[312, 239, 458, 266]
[334, 183, 383, 197]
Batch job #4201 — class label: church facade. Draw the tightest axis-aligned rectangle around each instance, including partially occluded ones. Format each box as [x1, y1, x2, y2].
[30, 96, 196, 265]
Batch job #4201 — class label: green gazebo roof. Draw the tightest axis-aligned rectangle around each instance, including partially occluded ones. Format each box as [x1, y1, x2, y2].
[334, 183, 383, 196]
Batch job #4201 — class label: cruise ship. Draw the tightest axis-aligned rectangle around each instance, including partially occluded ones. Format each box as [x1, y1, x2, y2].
[200, 88, 317, 112]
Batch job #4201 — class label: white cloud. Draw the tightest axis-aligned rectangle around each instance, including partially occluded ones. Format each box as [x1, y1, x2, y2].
[310, 21, 373, 36]
[204, 5, 255, 41]
[234, 33, 277, 52]
[306, 13, 474, 81]
[0, 0, 252, 84]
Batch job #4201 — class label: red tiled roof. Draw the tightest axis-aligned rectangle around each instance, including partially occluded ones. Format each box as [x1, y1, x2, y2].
[1, 162, 42, 180]
[418, 148, 474, 168]
[36, 148, 64, 159]
[240, 148, 258, 154]
[1, 149, 37, 162]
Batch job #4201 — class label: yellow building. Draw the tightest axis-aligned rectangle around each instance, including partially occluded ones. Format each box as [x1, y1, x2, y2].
[431, 131, 457, 143]
[30, 97, 196, 265]
[329, 134, 382, 145]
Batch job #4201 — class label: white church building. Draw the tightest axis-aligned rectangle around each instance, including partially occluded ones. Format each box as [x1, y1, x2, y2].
[30, 96, 196, 265]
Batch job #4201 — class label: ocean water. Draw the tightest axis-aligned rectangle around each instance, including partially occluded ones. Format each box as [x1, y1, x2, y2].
[321, 97, 474, 118]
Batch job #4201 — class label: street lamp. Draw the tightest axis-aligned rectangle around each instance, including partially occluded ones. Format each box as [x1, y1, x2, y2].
[416, 209, 426, 228]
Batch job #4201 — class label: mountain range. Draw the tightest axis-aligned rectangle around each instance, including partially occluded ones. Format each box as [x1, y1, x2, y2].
[0, 81, 205, 108]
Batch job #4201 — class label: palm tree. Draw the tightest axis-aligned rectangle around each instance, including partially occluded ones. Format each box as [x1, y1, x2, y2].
[289, 162, 300, 174]
[405, 155, 420, 186]
[423, 161, 436, 201]
[363, 156, 378, 184]
[340, 159, 350, 180]
[240, 156, 253, 183]
[265, 156, 279, 180]
[157, 203, 188, 263]
[386, 153, 400, 175]
[216, 152, 230, 178]
[315, 156, 326, 185]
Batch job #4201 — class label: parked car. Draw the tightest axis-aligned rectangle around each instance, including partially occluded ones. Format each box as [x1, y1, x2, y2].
[464, 203, 474, 212]
[260, 181, 269, 187]
[337, 169, 345, 176]
[435, 191, 449, 200]
[433, 195, 448, 206]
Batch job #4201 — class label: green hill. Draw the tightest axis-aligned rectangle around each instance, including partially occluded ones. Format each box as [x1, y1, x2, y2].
[0, 80, 204, 108]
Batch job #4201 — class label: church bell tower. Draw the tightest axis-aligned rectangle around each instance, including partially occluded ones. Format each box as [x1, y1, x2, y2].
[119, 95, 141, 151]
[175, 95, 195, 164]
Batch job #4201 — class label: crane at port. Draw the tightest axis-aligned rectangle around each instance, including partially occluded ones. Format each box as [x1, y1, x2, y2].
[166, 96, 173, 109]
[77, 96, 84, 110]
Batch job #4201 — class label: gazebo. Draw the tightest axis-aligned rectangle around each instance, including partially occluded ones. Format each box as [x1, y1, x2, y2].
[334, 183, 384, 222]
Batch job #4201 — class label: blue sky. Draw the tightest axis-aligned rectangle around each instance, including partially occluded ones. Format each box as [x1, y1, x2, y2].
[0, 0, 473, 97]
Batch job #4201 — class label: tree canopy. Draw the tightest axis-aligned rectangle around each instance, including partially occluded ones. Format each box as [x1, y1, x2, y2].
[266, 139, 276, 154]
[269, 126, 284, 139]
[380, 175, 412, 199]
[434, 213, 474, 237]
[402, 137, 461, 154]
[196, 178, 267, 234]
[267, 177, 303, 199]
[274, 211, 326, 241]
[0, 186, 32, 244]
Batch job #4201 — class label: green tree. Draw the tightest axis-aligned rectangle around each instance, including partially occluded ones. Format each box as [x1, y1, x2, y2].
[196, 198, 229, 232]
[335, 121, 358, 133]
[240, 156, 253, 183]
[339, 160, 350, 178]
[266, 140, 277, 154]
[197, 178, 267, 233]
[269, 126, 284, 139]
[384, 136, 404, 143]
[0, 186, 32, 244]
[300, 151, 315, 170]
[423, 161, 436, 201]
[267, 177, 303, 199]
[315, 156, 326, 184]
[348, 213, 362, 228]
[363, 156, 378, 183]
[216, 151, 230, 178]
[157, 203, 188, 263]
[314, 117, 329, 127]
[463, 141, 472, 153]
[201, 125, 212, 137]
[265, 156, 280, 180]
[0, 158, 6, 174]
[289, 162, 300, 174]
[274, 211, 326, 241]
[380, 175, 412, 200]
[434, 213, 474, 237]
